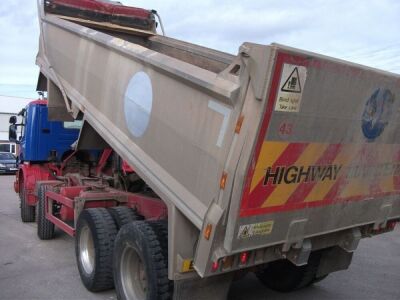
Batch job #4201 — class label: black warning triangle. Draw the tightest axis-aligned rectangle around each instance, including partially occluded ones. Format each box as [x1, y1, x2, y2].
[281, 67, 302, 93]
[241, 226, 249, 237]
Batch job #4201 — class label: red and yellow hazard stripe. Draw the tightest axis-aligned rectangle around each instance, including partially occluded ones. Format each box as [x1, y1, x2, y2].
[240, 141, 400, 217]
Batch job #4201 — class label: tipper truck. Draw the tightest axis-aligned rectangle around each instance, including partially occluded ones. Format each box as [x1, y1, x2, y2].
[15, 0, 400, 299]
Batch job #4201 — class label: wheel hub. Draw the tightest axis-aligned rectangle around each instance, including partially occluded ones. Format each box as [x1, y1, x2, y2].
[79, 225, 95, 274]
[120, 245, 147, 299]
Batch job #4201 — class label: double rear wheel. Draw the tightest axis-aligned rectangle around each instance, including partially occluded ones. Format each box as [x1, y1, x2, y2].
[75, 206, 171, 300]
[75, 208, 118, 292]
[113, 220, 171, 300]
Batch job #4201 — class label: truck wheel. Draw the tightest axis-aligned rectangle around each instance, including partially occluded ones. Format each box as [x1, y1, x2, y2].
[20, 185, 35, 222]
[75, 208, 117, 292]
[255, 252, 322, 292]
[113, 220, 172, 300]
[37, 185, 55, 240]
[107, 206, 143, 229]
[312, 274, 328, 284]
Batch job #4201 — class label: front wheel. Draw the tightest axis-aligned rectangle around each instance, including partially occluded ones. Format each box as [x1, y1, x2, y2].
[75, 208, 117, 292]
[113, 220, 171, 300]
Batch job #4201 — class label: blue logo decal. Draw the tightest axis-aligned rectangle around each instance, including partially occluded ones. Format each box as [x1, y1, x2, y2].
[361, 88, 395, 141]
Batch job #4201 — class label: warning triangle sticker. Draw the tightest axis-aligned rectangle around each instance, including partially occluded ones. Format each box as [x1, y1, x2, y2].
[281, 67, 302, 93]
[242, 226, 249, 236]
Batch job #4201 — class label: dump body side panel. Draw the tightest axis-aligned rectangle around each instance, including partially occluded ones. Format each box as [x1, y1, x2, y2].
[37, 14, 242, 229]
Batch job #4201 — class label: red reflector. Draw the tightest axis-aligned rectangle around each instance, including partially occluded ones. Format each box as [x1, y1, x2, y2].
[387, 221, 397, 230]
[240, 252, 249, 265]
[211, 261, 219, 272]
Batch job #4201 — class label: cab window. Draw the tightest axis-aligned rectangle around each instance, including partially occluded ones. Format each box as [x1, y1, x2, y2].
[63, 120, 83, 129]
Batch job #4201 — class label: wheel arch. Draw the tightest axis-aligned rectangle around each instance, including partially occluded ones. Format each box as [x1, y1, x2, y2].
[19, 163, 54, 206]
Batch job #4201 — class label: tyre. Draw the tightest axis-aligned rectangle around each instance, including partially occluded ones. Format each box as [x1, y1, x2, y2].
[113, 220, 172, 300]
[312, 274, 329, 284]
[20, 184, 35, 222]
[36, 185, 55, 240]
[107, 206, 143, 229]
[75, 208, 118, 292]
[255, 252, 322, 292]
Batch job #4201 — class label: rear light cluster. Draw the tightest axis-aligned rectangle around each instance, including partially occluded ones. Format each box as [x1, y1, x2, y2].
[211, 251, 251, 273]
[387, 220, 398, 230]
[239, 252, 249, 264]
[384, 220, 396, 230]
[211, 261, 219, 272]
[371, 220, 398, 235]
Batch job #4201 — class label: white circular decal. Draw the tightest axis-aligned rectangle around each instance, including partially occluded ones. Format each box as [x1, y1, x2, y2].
[124, 71, 153, 137]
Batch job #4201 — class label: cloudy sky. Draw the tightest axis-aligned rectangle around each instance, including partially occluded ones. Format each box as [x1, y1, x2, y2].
[0, 0, 399, 98]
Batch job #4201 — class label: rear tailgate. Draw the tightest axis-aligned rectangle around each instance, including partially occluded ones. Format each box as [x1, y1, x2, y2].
[228, 45, 400, 254]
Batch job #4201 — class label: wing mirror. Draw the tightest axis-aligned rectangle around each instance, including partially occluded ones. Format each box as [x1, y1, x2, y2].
[9, 124, 19, 143]
[9, 116, 17, 124]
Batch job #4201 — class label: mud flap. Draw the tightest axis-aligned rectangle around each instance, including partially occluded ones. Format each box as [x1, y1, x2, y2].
[317, 246, 354, 277]
[173, 273, 234, 300]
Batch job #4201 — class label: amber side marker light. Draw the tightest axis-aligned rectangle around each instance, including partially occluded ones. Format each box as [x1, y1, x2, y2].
[204, 223, 213, 240]
[235, 115, 245, 134]
[220, 172, 228, 189]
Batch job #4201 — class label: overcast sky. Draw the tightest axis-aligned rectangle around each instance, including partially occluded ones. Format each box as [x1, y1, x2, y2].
[0, 0, 399, 98]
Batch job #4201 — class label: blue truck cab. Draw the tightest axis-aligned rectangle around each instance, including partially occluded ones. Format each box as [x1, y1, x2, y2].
[14, 100, 81, 162]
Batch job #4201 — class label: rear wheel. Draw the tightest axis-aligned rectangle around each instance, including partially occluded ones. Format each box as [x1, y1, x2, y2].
[312, 274, 328, 284]
[255, 252, 323, 292]
[75, 208, 117, 292]
[113, 220, 171, 300]
[107, 206, 143, 229]
[20, 184, 35, 222]
[36, 185, 55, 240]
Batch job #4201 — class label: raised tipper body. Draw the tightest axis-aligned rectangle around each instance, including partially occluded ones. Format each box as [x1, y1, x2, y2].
[32, 0, 400, 298]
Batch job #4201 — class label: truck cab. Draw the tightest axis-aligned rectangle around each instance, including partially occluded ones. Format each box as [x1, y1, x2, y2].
[10, 99, 81, 162]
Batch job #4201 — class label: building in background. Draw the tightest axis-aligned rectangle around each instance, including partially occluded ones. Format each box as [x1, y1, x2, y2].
[0, 95, 32, 155]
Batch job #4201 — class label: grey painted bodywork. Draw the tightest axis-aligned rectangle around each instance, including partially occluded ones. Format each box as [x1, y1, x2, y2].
[36, 1, 400, 286]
